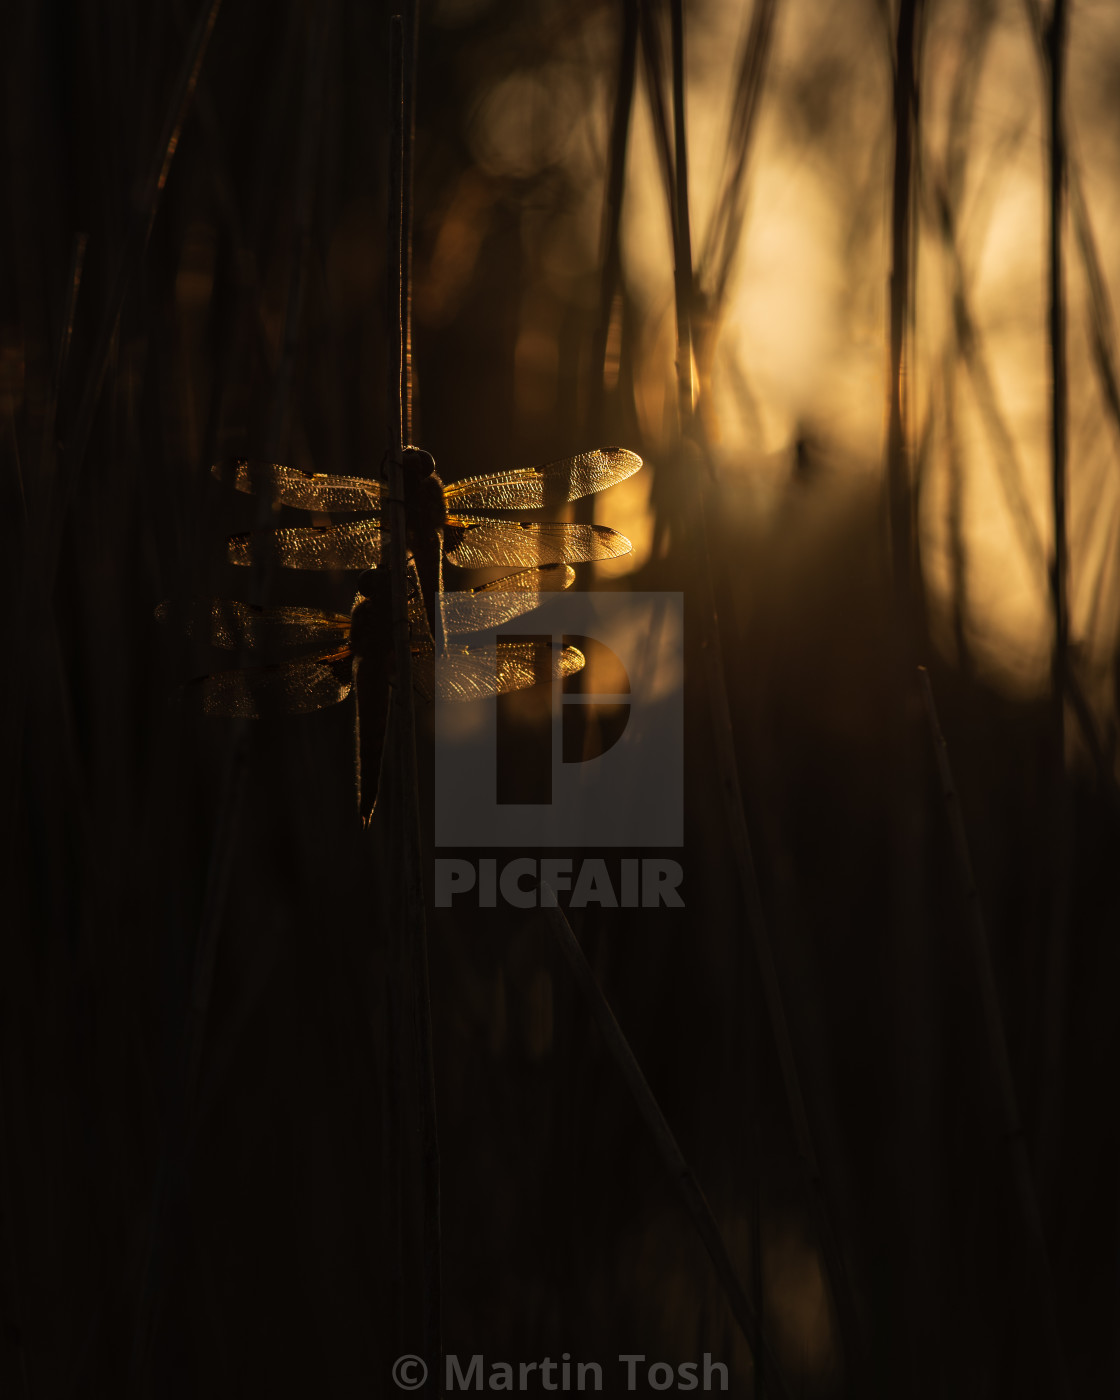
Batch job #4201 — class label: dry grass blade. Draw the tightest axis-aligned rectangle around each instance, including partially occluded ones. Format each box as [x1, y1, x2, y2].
[540, 891, 792, 1399]
[917, 668, 1071, 1399]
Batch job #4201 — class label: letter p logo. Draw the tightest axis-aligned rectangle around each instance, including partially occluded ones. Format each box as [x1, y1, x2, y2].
[434, 592, 683, 847]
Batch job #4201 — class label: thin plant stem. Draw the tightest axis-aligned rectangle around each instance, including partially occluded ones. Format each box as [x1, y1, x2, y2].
[669, 0, 694, 433]
[917, 667, 1071, 1399]
[540, 889, 793, 1400]
[588, 0, 638, 439]
[887, 0, 922, 622]
[384, 15, 442, 1396]
[401, 2, 417, 443]
[637, 2, 676, 252]
[1034, 0, 1072, 1215]
[885, 12, 944, 1391]
[1048, 0, 1069, 728]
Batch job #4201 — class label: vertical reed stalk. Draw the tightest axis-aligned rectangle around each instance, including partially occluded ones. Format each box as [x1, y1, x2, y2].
[1035, 0, 1072, 1214]
[884, 7, 941, 1391]
[1024, 0, 1075, 1226]
[669, 0, 694, 434]
[1047, 6, 1069, 701]
[384, 14, 442, 1395]
[887, 0, 920, 620]
[588, 0, 638, 439]
[637, 1, 676, 231]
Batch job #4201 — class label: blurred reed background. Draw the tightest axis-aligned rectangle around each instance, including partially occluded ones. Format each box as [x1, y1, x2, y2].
[4, 0, 1120, 1396]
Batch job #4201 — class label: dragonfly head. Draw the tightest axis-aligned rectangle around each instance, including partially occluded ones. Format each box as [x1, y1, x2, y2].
[403, 446, 437, 478]
[403, 451, 448, 538]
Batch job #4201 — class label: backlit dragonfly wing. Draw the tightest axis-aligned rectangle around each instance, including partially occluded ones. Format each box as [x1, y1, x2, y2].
[412, 639, 585, 703]
[198, 653, 353, 718]
[438, 562, 575, 634]
[228, 517, 382, 569]
[156, 598, 351, 652]
[443, 447, 642, 512]
[444, 519, 632, 569]
[212, 459, 382, 512]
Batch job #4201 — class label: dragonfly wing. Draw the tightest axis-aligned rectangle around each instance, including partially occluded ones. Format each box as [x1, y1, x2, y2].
[444, 519, 632, 568]
[494, 641, 585, 694]
[197, 655, 353, 718]
[439, 563, 575, 634]
[443, 447, 642, 511]
[212, 459, 382, 512]
[228, 518, 382, 570]
[430, 641, 585, 702]
[156, 598, 351, 652]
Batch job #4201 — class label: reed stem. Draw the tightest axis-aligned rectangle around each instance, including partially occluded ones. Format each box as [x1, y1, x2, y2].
[1033, 0, 1072, 1222]
[384, 14, 442, 1395]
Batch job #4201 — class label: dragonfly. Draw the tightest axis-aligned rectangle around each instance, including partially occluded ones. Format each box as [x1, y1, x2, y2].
[158, 561, 585, 821]
[212, 444, 643, 630]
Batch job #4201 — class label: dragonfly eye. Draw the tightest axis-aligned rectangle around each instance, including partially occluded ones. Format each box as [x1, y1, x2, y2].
[403, 446, 437, 478]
